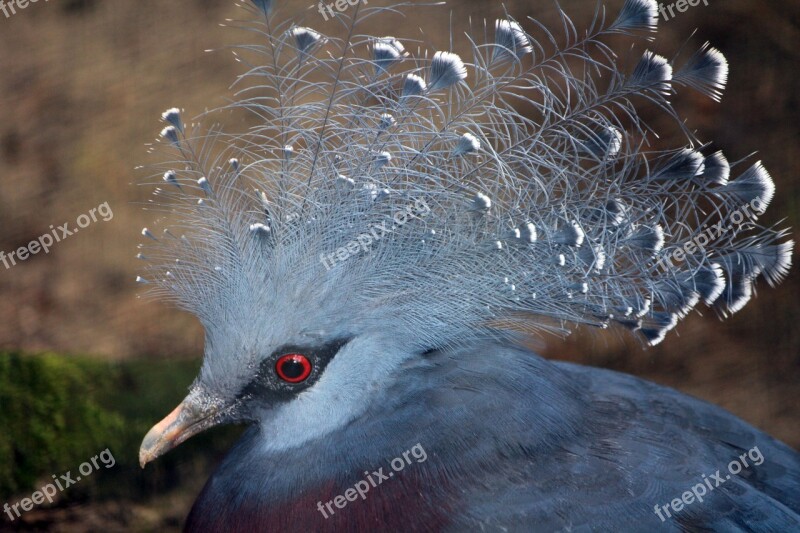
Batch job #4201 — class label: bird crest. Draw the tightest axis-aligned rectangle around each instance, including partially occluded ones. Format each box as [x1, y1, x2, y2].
[137, 0, 793, 356]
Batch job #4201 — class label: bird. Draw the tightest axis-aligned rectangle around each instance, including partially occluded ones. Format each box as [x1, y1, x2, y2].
[136, 0, 799, 530]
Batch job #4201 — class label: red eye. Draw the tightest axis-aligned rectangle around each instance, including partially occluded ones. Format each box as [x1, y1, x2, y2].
[275, 354, 312, 383]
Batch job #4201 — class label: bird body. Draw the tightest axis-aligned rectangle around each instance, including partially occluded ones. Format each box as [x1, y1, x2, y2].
[136, 0, 799, 530]
[186, 342, 800, 532]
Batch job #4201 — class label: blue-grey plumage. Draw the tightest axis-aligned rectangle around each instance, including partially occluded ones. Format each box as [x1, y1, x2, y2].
[135, 0, 798, 530]
[185, 344, 800, 532]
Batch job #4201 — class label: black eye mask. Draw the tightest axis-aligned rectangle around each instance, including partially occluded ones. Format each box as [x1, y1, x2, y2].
[238, 338, 351, 403]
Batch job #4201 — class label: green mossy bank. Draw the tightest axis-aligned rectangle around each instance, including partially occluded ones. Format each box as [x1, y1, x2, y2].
[0, 352, 240, 504]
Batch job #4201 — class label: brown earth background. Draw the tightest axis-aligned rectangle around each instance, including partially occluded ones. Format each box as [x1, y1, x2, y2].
[0, 0, 798, 530]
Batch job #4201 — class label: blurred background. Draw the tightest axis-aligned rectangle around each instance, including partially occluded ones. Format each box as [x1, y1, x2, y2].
[0, 0, 797, 530]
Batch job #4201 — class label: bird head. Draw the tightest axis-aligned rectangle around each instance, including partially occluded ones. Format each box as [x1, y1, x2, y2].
[138, 224, 428, 467]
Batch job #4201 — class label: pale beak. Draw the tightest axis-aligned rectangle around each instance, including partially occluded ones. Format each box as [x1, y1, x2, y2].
[139, 396, 219, 468]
